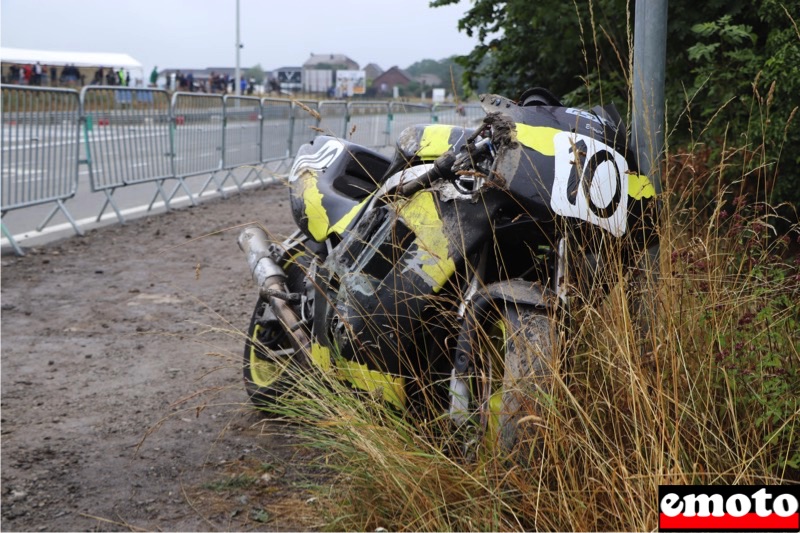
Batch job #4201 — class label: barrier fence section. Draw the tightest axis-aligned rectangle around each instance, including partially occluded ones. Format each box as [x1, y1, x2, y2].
[168, 92, 225, 207]
[81, 86, 172, 223]
[347, 101, 390, 149]
[260, 97, 292, 162]
[289, 100, 319, 157]
[204, 95, 262, 195]
[317, 100, 348, 140]
[432, 103, 485, 129]
[2, 83, 488, 256]
[1, 86, 83, 255]
[388, 103, 434, 146]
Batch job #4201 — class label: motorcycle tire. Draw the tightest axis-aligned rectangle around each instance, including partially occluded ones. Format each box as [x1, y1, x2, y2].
[242, 295, 299, 408]
[478, 305, 554, 453]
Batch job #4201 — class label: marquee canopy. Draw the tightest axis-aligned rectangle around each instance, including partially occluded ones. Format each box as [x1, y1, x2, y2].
[1, 47, 143, 70]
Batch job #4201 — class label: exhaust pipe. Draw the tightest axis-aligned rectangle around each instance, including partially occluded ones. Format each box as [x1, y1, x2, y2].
[238, 226, 310, 356]
[238, 226, 286, 292]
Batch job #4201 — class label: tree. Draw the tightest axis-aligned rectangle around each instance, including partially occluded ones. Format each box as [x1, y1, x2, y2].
[405, 56, 469, 97]
[432, 0, 800, 208]
[245, 64, 266, 84]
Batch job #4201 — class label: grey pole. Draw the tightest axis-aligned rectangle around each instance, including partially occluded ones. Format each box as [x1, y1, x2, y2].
[630, 0, 667, 346]
[631, 0, 668, 194]
[235, 0, 241, 96]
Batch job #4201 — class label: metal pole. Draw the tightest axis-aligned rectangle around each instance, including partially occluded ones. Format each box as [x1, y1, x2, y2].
[235, 0, 241, 96]
[630, 0, 667, 346]
[631, 0, 667, 193]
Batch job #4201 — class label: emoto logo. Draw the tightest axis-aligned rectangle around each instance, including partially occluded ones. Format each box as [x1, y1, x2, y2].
[659, 485, 800, 532]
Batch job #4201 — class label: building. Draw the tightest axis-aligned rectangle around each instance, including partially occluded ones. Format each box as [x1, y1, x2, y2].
[302, 53, 359, 71]
[414, 73, 443, 87]
[363, 63, 384, 85]
[371, 66, 411, 96]
[274, 66, 302, 92]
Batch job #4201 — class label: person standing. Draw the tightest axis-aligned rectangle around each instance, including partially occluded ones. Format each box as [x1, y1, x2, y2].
[150, 66, 158, 87]
[50, 66, 58, 86]
[33, 62, 42, 85]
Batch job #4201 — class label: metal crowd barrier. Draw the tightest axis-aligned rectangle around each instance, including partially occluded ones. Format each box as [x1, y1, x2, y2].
[289, 100, 320, 157]
[1, 86, 83, 255]
[168, 92, 224, 207]
[317, 100, 348, 140]
[260, 97, 292, 162]
[202, 95, 263, 195]
[347, 101, 390, 148]
[389, 102, 436, 146]
[432, 103, 485, 128]
[81, 86, 172, 223]
[1, 83, 487, 256]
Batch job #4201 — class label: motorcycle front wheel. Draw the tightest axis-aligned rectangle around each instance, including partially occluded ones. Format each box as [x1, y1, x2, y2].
[242, 296, 298, 408]
[476, 304, 554, 453]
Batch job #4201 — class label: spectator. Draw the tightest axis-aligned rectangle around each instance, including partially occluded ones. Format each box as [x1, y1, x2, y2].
[9, 65, 20, 84]
[33, 62, 43, 85]
[240, 76, 246, 94]
[50, 66, 57, 86]
[23, 64, 32, 85]
[150, 66, 158, 87]
[118, 69, 126, 86]
[186, 72, 194, 92]
[106, 68, 116, 85]
[93, 67, 104, 85]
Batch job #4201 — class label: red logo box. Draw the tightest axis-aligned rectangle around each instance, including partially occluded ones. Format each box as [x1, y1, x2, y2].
[659, 485, 800, 532]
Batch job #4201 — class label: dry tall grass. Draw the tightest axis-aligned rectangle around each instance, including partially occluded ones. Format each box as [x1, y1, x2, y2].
[251, 77, 799, 532]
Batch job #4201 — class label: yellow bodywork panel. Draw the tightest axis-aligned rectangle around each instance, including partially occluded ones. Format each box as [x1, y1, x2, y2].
[398, 191, 456, 293]
[309, 342, 333, 372]
[307, 343, 406, 408]
[515, 123, 657, 201]
[515, 124, 560, 156]
[418, 125, 455, 160]
[336, 359, 406, 409]
[299, 170, 368, 241]
[628, 173, 656, 199]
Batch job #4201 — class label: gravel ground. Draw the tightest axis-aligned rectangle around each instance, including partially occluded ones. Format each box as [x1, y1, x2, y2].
[1, 183, 327, 531]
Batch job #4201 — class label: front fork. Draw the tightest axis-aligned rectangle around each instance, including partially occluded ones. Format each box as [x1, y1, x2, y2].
[448, 237, 568, 427]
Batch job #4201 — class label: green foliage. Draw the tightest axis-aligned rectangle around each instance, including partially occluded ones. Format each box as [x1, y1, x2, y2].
[245, 64, 265, 84]
[404, 56, 467, 96]
[680, 199, 800, 474]
[433, 0, 800, 210]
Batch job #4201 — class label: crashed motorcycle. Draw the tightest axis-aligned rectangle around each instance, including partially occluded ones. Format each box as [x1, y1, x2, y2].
[238, 88, 657, 448]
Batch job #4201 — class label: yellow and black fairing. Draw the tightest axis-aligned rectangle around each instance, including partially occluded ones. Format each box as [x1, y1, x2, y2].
[383, 124, 474, 177]
[311, 185, 510, 409]
[289, 136, 392, 243]
[476, 93, 658, 252]
[301, 124, 483, 409]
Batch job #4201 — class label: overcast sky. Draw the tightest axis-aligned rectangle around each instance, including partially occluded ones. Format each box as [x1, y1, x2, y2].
[1, 0, 477, 76]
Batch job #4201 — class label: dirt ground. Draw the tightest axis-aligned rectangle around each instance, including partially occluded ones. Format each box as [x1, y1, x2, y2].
[1, 183, 329, 531]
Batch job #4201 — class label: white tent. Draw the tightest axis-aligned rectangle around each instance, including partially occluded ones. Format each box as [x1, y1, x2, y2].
[1, 47, 142, 70]
[1, 47, 145, 84]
